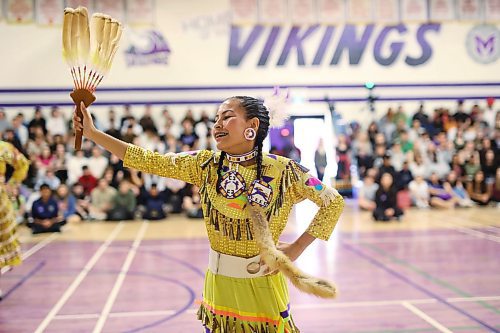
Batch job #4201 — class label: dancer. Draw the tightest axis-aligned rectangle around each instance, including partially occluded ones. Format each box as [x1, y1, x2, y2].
[0, 140, 29, 300]
[73, 96, 344, 332]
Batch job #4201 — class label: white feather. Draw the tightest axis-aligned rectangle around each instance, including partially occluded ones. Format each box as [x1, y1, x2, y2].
[264, 86, 290, 128]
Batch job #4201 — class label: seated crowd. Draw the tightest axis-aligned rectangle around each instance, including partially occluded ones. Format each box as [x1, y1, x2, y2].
[354, 101, 499, 221]
[1, 105, 209, 233]
[0, 99, 498, 232]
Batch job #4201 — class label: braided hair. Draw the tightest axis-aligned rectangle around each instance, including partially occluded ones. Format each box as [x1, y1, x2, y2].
[216, 96, 270, 194]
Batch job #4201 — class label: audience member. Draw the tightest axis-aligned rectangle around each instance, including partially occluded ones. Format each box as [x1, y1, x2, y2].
[30, 184, 64, 234]
[373, 172, 403, 221]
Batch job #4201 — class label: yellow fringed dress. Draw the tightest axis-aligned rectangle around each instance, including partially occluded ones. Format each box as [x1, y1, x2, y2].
[0, 141, 29, 268]
[123, 145, 344, 333]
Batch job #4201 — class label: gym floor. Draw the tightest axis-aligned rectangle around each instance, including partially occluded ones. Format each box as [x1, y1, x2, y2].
[1, 201, 498, 333]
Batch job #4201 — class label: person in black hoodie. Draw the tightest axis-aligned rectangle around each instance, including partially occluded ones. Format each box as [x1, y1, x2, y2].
[377, 153, 396, 182]
[373, 172, 403, 221]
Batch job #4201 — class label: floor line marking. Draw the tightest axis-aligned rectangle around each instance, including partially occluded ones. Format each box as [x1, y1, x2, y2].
[109, 310, 176, 318]
[34, 222, 125, 333]
[447, 296, 500, 302]
[1, 261, 45, 300]
[293, 299, 437, 309]
[344, 243, 499, 332]
[54, 314, 100, 320]
[438, 217, 500, 243]
[402, 302, 453, 333]
[1, 233, 58, 275]
[344, 235, 477, 244]
[444, 223, 500, 243]
[92, 222, 149, 333]
[50, 295, 500, 320]
[360, 242, 499, 315]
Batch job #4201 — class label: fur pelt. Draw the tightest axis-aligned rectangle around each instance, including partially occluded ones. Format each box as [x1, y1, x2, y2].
[248, 205, 337, 298]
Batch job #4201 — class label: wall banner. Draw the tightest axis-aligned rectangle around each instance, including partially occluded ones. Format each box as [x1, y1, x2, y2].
[228, 23, 441, 67]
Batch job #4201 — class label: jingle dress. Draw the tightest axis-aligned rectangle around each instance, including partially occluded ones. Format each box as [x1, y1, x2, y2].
[123, 144, 344, 333]
[0, 141, 29, 269]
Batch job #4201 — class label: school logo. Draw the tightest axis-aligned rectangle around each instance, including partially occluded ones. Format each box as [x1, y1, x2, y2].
[125, 30, 171, 66]
[466, 25, 500, 64]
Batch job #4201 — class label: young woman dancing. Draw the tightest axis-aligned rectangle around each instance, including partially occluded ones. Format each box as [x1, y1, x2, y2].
[73, 96, 344, 332]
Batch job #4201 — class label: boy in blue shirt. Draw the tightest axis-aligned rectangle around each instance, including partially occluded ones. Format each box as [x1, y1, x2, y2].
[30, 184, 65, 234]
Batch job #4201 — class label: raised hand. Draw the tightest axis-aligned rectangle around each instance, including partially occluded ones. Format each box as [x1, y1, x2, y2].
[72, 101, 96, 138]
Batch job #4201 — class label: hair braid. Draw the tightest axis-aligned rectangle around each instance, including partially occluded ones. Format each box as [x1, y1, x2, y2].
[256, 140, 263, 181]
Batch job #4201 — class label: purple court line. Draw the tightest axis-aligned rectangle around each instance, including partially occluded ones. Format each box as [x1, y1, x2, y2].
[1, 261, 45, 300]
[343, 243, 500, 333]
[471, 228, 500, 236]
[145, 251, 206, 278]
[109, 243, 207, 277]
[2, 234, 58, 275]
[34, 268, 197, 332]
[359, 242, 499, 316]
[17, 244, 201, 332]
[84, 271, 197, 333]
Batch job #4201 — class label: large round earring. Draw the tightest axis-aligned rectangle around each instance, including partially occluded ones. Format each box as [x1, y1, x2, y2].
[244, 128, 256, 141]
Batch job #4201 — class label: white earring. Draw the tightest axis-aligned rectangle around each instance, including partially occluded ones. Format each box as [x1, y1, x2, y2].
[244, 128, 256, 140]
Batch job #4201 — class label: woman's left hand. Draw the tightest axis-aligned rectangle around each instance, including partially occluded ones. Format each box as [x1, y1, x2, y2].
[262, 241, 306, 275]
[277, 241, 305, 262]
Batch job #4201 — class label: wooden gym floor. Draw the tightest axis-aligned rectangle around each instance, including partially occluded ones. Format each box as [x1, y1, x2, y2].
[1, 200, 499, 333]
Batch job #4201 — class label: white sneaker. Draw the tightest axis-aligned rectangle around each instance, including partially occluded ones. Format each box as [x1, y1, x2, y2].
[459, 199, 474, 208]
[416, 202, 430, 209]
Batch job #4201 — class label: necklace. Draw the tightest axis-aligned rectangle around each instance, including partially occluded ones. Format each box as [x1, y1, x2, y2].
[218, 149, 256, 200]
[217, 151, 273, 207]
[226, 149, 257, 163]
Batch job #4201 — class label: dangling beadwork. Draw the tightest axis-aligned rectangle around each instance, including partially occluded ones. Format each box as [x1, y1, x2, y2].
[218, 149, 257, 199]
[219, 170, 246, 199]
[247, 179, 273, 208]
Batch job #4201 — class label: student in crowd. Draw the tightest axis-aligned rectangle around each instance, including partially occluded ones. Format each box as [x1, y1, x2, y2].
[358, 169, 378, 212]
[89, 178, 117, 220]
[107, 181, 136, 221]
[142, 184, 167, 221]
[428, 173, 459, 209]
[30, 184, 65, 234]
[373, 172, 403, 221]
[467, 170, 492, 206]
[409, 174, 430, 209]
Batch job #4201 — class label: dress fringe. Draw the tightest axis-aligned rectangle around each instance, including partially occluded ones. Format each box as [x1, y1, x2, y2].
[197, 303, 300, 333]
[0, 190, 22, 268]
[0, 239, 22, 267]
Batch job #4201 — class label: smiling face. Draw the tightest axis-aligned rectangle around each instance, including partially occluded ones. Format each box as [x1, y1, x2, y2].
[213, 98, 259, 154]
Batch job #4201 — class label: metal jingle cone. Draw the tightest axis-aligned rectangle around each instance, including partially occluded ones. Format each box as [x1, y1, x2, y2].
[70, 88, 96, 151]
